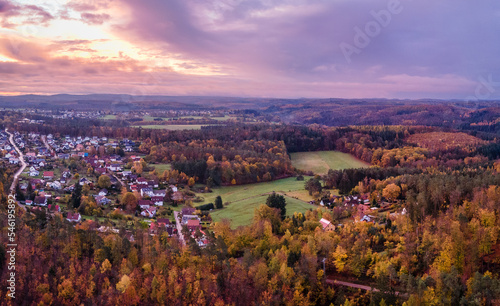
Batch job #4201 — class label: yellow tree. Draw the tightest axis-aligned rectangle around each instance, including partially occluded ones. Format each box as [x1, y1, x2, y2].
[383, 183, 401, 203]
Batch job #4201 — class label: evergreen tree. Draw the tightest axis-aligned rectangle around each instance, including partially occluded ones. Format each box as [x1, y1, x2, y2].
[71, 183, 82, 208]
[215, 195, 223, 209]
[266, 192, 286, 219]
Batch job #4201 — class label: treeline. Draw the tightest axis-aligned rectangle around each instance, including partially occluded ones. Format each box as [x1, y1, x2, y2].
[163, 139, 293, 185]
[323, 167, 423, 195]
[10, 116, 494, 175]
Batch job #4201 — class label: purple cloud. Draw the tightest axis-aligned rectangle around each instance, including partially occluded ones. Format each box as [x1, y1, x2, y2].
[115, 0, 500, 98]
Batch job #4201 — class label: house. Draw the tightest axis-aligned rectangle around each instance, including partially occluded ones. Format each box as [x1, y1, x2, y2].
[140, 187, 154, 198]
[79, 178, 89, 186]
[152, 190, 166, 197]
[182, 214, 201, 225]
[108, 164, 122, 172]
[50, 181, 62, 190]
[151, 196, 164, 206]
[95, 195, 111, 205]
[319, 218, 335, 232]
[43, 171, 54, 179]
[138, 200, 152, 210]
[181, 207, 196, 215]
[148, 180, 159, 188]
[29, 169, 40, 177]
[360, 215, 374, 223]
[25, 200, 33, 206]
[67, 212, 81, 222]
[187, 219, 202, 231]
[169, 185, 178, 193]
[157, 218, 172, 227]
[136, 177, 148, 185]
[34, 196, 47, 206]
[141, 206, 157, 218]
[98, 189, 108, 196]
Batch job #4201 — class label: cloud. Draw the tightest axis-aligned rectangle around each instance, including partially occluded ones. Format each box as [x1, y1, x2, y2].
[0, 1, 53, 27]
[81, 13, 110, 25]
[112, 0, 500, 98]
[1, 0, 499, 99]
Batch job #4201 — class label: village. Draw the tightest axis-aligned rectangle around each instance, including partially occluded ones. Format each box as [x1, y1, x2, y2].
[2, 125, 404, 251]
[1, 129, 212, 248]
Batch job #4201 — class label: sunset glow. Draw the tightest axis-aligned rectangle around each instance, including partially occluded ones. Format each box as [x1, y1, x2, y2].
[1, 0, 499, 98]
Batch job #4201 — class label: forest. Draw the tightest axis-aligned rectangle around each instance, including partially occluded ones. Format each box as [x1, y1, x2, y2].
[2, 108, 500, 305]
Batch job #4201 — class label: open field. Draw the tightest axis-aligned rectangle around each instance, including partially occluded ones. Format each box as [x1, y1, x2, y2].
[101, 115, 117, 120]
[210, 195, 313, 227]
[133, 125, 207, 130]
[153, 163, 171, 173]
[195, 176, 320, 227]
[290, 151, 370, 175]
[168, 115, 232, 121]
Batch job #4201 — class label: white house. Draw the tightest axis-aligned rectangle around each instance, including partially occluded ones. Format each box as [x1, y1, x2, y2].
[50, 181, 62, 190]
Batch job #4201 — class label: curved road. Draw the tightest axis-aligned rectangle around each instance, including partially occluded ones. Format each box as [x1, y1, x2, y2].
[6, 129, 27, 193]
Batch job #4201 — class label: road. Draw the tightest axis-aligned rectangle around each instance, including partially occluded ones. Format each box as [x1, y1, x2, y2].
[41, 135, 55, 156]
[326, 279, 405, 297]
[174, 211, 186, 246]
[111, 173, 127, 192]
[6, 129, 27, 193]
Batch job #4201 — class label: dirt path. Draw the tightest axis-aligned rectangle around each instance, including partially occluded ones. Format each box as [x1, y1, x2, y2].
[326, 279, 406, 297]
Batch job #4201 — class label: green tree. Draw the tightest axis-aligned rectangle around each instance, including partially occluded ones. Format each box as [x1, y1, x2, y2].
[305, 178, 322, 196]
[266, 192, 286, 219]
[98, 175, 111, 189]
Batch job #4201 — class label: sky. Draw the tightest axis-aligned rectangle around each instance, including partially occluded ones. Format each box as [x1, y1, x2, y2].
[0, 0, 499, 99]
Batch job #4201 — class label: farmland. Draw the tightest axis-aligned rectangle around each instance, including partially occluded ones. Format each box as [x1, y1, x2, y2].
[195, 177, 318, 227]
[132, 124, 207, 130]
[290, 151, 370, 175]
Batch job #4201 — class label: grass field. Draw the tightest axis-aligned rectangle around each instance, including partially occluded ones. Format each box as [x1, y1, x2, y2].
[143, 115, 165, 121]
[290, 151, 370, 175]
[153, 163, 171, 173]
[133, 125, 207, 130]
[168, 115, 232, 121]
[102, 115, 117, 120]
[195, 177, 319, 227]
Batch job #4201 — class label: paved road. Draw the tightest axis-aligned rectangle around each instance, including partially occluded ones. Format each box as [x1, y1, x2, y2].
[174, 211, 186, 246]
[6, 129, 27, 193]
[41, 135, 55, 156]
